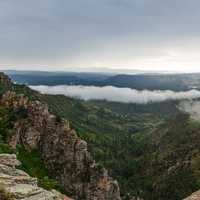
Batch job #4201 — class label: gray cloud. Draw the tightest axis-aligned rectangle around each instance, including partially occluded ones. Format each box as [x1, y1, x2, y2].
[30, 85, 200, 104]
[0, 0, 200, 71]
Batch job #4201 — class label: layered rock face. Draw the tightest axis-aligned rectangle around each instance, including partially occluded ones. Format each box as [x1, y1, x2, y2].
[0, 154, 72, 200]
[0, 89, 121, 200]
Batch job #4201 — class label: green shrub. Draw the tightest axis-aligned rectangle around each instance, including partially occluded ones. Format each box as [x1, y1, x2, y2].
[0, 143, 13, 154]
[16, 147, 65, 192]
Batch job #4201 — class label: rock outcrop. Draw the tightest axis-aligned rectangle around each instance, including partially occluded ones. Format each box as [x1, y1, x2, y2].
[0, 87, 121, 199]
[0, 154, 72, 200]
[183, 190, 200, 200]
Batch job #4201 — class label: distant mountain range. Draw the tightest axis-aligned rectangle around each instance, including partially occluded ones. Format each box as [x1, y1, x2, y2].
[3, 70, 200, 91]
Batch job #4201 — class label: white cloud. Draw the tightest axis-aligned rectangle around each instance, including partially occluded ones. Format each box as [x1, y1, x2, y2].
[179, 101, 200, 121]
[30, 85, 200, 104]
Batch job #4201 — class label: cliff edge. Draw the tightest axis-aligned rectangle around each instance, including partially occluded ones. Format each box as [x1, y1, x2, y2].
[0, 73, 121, 200]
[0, 154, 72, 200]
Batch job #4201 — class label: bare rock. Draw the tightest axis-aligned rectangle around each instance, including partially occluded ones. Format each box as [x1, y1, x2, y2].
[0, 154, 72, 200]
[0, 154, 21, 168]
[183, 190, 200, 200]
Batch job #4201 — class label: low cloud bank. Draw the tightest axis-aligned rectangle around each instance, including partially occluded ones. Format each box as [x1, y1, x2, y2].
[179, 101, 200, 121]
[30, 85, 200, 104]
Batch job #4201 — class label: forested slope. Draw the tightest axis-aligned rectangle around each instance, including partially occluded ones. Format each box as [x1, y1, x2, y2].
[2, 72, 200, 199]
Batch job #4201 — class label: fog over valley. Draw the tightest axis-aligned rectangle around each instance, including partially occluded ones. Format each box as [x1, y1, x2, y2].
[30, 85, 200, 104]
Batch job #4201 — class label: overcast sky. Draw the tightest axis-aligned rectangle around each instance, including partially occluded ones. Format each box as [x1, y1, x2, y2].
[0, 0, 200, 72]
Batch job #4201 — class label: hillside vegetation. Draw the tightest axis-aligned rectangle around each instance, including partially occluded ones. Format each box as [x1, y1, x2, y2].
[1, 76, 200, 199]
[39, 94, 182, 199]
[39, 92, 200, 199]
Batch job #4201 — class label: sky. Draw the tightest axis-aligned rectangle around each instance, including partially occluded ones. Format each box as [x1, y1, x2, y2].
[0, 0, 200, 72]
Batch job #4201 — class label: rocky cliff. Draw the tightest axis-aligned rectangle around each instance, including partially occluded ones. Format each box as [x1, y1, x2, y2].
[0, 73, 121, 200]
[0, 72, 11, 86]
[0, 154, 72, 200]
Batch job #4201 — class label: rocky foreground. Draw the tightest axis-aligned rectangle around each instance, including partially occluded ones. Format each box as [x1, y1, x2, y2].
[0, 154, 72, 200]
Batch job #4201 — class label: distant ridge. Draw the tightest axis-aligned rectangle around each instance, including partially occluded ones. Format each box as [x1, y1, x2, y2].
[3, 70, 200, 91]
[1, 67, 189, 75]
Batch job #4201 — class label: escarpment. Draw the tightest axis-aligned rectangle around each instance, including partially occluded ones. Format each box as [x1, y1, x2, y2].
[0, 83, 121, 200]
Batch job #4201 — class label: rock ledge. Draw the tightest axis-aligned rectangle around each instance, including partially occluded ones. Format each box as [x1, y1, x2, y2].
[0, 154, 72, 200]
